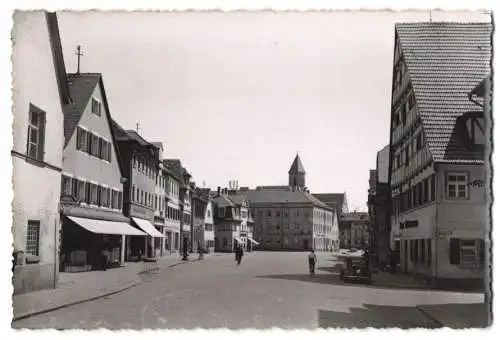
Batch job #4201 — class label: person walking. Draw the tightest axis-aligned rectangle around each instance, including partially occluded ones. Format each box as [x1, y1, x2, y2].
[308, 249, 317, 275]
[236, 245, 244, 266]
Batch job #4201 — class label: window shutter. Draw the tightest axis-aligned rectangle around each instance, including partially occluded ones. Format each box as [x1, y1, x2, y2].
[37, 112, 46, 161]
[479, 239, 485, 265]
[449, 238, 461, 265]
[85, 182, 91, 204]
[86, 131, 92, 153]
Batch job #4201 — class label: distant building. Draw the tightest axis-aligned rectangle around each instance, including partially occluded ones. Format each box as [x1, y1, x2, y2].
[241, 154, 334, 251]
[212, 188, 254, 252]
[388, 23, 491, 288]
[368, 145, 391, 267]
[312, 193, 347, 251]
[163, 159, 182, 254]
[11, 11, 71, 293]
[153, 143, 168, 257]
[339, 212, 370, 249]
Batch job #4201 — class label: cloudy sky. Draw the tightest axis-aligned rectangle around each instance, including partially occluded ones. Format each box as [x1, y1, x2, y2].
[56, 10, 490, 211]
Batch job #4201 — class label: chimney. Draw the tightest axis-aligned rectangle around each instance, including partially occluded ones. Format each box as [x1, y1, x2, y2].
[217, 187, 220, 196]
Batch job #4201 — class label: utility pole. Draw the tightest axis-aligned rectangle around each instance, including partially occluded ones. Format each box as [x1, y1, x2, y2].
[75, 45, 84, 74]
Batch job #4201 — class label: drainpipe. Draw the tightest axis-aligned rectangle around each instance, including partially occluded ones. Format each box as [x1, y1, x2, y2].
[434, 165, 439, 288]
[54, 219, 58, 289]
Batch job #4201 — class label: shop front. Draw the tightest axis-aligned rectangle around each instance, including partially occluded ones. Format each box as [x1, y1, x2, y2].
[60, 215, 146, 272]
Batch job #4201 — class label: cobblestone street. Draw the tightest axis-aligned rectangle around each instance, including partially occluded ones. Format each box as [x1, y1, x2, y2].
[12, 252, 485, 329]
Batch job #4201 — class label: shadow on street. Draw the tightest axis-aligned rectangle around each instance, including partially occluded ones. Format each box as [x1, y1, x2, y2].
[318, 304, 443, 329]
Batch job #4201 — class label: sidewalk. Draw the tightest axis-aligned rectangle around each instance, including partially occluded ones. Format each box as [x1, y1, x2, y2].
[12, 255, 202, 321]
[417, 303, 491, 328]
[371, 271, 432, 290]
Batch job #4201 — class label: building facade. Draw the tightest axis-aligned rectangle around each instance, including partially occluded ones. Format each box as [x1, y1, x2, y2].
[11, 11, 70, 293]
[312, 193, 347, 252]
[112, 122, 163, 260]
[59, 72, 145, 272]
[388, 23, 491, 288]
[164, 160, 182, 254]
[339, 212, 370, 249]
[153, 143, 168, 257]
[242, 155, 334, 251]
[368, 145, 392, 268]
[212, 188, 254, 252]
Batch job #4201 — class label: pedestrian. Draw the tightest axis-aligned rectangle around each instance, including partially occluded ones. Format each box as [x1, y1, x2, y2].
[236, 245, 244, 266]
[308, 249, 317, 275]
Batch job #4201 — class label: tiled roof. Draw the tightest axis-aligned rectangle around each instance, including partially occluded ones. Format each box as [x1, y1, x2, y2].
[242, 188, 331, 210]
[226, 194, 248, 206]
[396, 22, 492, 163]
[289, 154, 306, 173]
[312, 193, 345, 213]
[63, 73, 100, 146]
[213, 195, 236, 208]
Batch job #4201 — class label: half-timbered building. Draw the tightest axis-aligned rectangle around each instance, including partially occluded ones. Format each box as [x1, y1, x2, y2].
[388, 22, 491, 288]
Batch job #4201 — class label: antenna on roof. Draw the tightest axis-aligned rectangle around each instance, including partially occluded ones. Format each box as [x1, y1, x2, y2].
[429, 10, 432, 22]
[136, 123, 140, 134]
[74, 45, 84, 74]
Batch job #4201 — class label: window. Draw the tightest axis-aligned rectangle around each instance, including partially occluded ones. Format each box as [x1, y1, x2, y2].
[90, 183, 98, 205]
[26, 220, 40, 257]
[430, 175, 436, 201]
[450, 238, 485, 265]
[112, 190, 118, 209]
[118, 191, 123, 210]
[71, 177, 78, 198]
[99, 138, 111, 161]
[416, 132, 423, 150]
[446, 173, 468, 199]
[219, 207, 225, 217]
[85, 182, 91, 204]
[408, 93, 416, 110]
[76, 126, 88, 152]
[91, 98, 101, 116]
[133, 156, 137, 168]
[26, 105, 46, 161]
[78, 180, 86, 202]
[91, 134, 100, 157]
[276, 211, 280, 217]
[62, 175, 72, 196]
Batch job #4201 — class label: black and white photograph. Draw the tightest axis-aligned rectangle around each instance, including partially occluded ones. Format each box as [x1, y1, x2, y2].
[3, 2, 495, 332]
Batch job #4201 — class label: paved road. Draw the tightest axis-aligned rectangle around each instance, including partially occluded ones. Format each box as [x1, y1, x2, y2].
[12, 252, 484, 329]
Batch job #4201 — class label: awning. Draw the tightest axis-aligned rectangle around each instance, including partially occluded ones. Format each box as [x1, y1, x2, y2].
[132, 217, 164, 238]
[68, 216, 146, 236]
[234, 237, 243, 244]
[248, 237, 260, 245]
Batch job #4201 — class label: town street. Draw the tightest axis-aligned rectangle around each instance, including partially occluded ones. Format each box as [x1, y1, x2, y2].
[13, 252, 484, 329]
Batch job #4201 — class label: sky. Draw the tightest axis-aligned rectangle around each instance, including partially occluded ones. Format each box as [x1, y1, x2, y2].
[56, 10, 490, 212]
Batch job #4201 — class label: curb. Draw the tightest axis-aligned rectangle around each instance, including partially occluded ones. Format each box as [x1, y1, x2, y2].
[13, 257, 208, 322]
[12, 278, 141, 322]
[415, 306, 445, 327]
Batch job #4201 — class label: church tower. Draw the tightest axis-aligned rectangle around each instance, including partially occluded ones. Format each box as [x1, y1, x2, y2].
[288, 153, 306, 189]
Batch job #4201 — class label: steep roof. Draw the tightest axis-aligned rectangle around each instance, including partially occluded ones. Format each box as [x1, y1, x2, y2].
[63, 73, 101, 146]
[46, 12, 71, 107]
[396, 22, 492, 163]
[288, 154, 306, 174]
[63, 73, 125, 178]
[242, 188, 331, 210]
[312, 193, 346, 213]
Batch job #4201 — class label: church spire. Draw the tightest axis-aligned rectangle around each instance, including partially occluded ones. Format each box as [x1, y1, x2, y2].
[288, 153, 306, 189]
